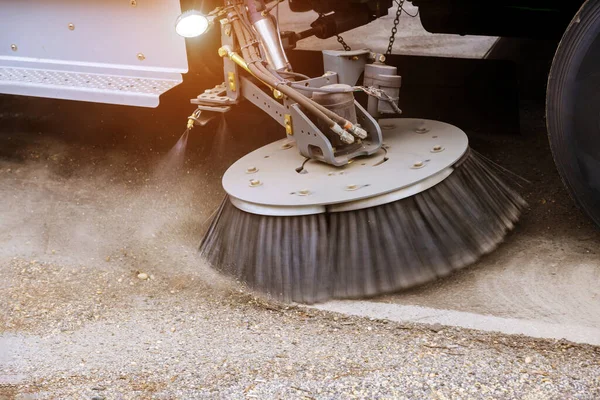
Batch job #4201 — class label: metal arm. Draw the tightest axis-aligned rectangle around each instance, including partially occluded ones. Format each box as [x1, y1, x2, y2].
[186, 0, 403, 166]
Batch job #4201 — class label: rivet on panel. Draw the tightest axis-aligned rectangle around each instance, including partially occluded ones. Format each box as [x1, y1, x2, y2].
[297, 189, 311, 196]
[346, 184, 359, 191]
[130, 0, 137, 6]
[249, 179, 262, 187]
[431, 145, 444, 153]
[412, 161, 425, 169]
[137, 53, 146, 61]
[415, 127, 429, 134]
[280, 142, 293, 150]
[68, 23, 75, 30]
[10, 44, 17, 51]
[246, 167, 258, 174]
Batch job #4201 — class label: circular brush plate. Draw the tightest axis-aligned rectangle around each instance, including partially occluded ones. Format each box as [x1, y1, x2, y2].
[223, 118, 468, 216]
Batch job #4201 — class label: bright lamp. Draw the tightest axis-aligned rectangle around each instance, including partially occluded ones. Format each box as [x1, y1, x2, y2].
[175, 10, 210, 38]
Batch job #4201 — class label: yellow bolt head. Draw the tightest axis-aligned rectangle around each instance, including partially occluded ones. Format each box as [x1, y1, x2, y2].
[284, 114, 293, 136]
[218, 47, 229, 57]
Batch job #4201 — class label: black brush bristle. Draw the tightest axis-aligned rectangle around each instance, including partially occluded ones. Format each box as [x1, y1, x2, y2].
[199, 150, 527, 304]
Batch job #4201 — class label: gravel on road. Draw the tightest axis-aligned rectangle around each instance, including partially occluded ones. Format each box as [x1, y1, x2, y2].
[2, 256, 600, 400]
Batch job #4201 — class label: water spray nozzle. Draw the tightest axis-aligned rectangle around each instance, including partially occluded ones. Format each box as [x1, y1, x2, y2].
[186, 108, 203, 130]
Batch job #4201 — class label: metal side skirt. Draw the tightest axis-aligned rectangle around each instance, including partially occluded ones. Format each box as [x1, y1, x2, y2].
[229, 197, 326, 216]
[327, 168, 454, 212]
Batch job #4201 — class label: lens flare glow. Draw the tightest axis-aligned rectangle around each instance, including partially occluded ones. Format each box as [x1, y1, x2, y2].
[175, 11, 210, 38]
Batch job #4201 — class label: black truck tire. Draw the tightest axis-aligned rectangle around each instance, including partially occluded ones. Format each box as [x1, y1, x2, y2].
[547, 0, 600, 226]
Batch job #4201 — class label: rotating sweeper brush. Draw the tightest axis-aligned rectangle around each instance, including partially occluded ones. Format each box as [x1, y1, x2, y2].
[199, 120, 526, 303]
[183, 0, 526, 303]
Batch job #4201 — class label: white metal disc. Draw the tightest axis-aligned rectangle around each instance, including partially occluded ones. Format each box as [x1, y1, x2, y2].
[223, 118, 469, 216]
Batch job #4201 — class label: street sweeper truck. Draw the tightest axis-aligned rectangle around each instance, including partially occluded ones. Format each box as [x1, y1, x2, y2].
[1, 0, 598, 302]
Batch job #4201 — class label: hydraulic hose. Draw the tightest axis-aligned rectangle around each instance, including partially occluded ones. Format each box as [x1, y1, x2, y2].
[230, 13, 363, 141]
[231, 18, 336, 128]
[289, 84, 354, 93]
[250, 49, 356, 131]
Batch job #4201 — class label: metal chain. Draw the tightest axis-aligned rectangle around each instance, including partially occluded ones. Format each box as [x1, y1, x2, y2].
[319, 13, 351, 51]
[337, 35, 351, 51]
[386, 0, 404, 55]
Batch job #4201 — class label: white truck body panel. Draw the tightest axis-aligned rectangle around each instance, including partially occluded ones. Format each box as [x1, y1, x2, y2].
[0, 0, 188, 107]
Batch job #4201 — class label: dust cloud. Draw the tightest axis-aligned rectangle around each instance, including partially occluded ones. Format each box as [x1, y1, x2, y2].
[0, 97, 287, 334]
[0, 123, 238, 314]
